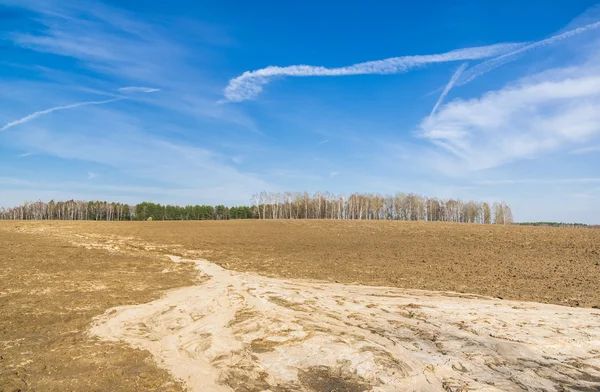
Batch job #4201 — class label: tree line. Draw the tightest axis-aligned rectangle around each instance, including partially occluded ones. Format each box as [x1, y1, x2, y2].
[0, 192, 513, 224]
[0, 200, 253, 221]
[517, 222, 599, 229]
[251, 192, 512, 223]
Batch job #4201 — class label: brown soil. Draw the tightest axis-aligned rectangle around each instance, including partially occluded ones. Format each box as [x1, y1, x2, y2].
[7, 219, 599, 307]
[1, 219, 600, 390]
[0, 224, 197, 392]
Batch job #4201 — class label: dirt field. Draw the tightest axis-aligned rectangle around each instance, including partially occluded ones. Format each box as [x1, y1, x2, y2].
[6, 219, 600, 307]
[0, 225, 197, 391]
[2, 220, 600, 391]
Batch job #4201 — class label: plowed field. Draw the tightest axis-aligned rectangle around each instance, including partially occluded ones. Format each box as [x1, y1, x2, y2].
[7, 219, 599, 306]
[1, 220, 600, 391]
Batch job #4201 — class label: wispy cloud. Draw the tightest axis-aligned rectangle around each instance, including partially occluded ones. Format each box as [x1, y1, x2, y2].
[4, 1, 254, 130]
[87, 172, 97, 179]
[18, 152, 33, 157]
[330, 171, 339, 177]
[224, 15, 600, 104]
[571, 144, 600, 154]
[8, 1, 184, 83]
[430, 62, 468, 116]
[0, 176, 226, 197]
[419, 72, 600, 173]
[223, 42, 525, 102]
[4, 106, 273, 205]
[569, 192, 597, 199]
[458, 21, 600, 85]
[118, 86, 160, 93]
[318, 139, 330, 145]
[0, 0, 269, 207]
[475, 178, 600, 185]
[0, 98, 123, 132]
[416, 7, 600, 176]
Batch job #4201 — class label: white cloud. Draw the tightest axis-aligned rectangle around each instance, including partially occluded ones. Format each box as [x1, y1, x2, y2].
[318, 139, 330, 145]
[118, 86, 160, 93]
[475, 178, 600, 185]
[224, 43, 525, 102]
[457, 20, 600, 85]
[330, 171, 339, 177]
[571, 144, 600, 154]
[569, 192, 597, 199]
[8, 2, 184, 83]
[419, 71, 600, 173]
[430, 62, 468, 116]
[0, 98, 123, 132]
[0, 0, 267, 205]
[87, 172, 97, 179]
[4, 1, 253, 130]
[0, 176, 237, 207]
[224, 12, 600, 103]
[0, 176, 199, 196]
[2, 106, 272, 205]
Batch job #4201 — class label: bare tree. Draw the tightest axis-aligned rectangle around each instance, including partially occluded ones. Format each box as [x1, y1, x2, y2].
[0, 193, 513, 224]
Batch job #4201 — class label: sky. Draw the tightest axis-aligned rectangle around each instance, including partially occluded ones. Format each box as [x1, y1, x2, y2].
[1, 0, 600, 223]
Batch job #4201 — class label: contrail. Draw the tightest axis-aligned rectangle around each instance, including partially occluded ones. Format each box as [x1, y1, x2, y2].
[118, 86, 160, 93]
[457, 21, 600, 85]
[0, 97, 123, 131]
[430, 62, 468, 116]
[224, 42, 526, 102]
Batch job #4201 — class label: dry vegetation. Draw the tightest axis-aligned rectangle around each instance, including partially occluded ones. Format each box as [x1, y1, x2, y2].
[1, 219, 600, 390]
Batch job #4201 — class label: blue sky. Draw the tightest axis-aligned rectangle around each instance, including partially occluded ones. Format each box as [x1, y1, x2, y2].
[1, 0, 600, 222]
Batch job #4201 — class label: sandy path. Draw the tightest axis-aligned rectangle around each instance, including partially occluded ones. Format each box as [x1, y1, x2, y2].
[91, 257, 600, 391]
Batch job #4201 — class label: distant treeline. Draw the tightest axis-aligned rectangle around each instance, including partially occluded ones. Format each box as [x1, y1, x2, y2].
[517, 222, 599, 229]
[250, 192, 513, 224]
[0, 192, 514, 224]
[0, 200, 253, 221]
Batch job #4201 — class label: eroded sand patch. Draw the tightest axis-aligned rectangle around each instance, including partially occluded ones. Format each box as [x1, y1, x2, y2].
[91, 256, 600, 391]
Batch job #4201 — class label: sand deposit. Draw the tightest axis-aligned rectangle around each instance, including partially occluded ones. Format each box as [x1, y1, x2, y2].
[91, 256, 600, 392]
